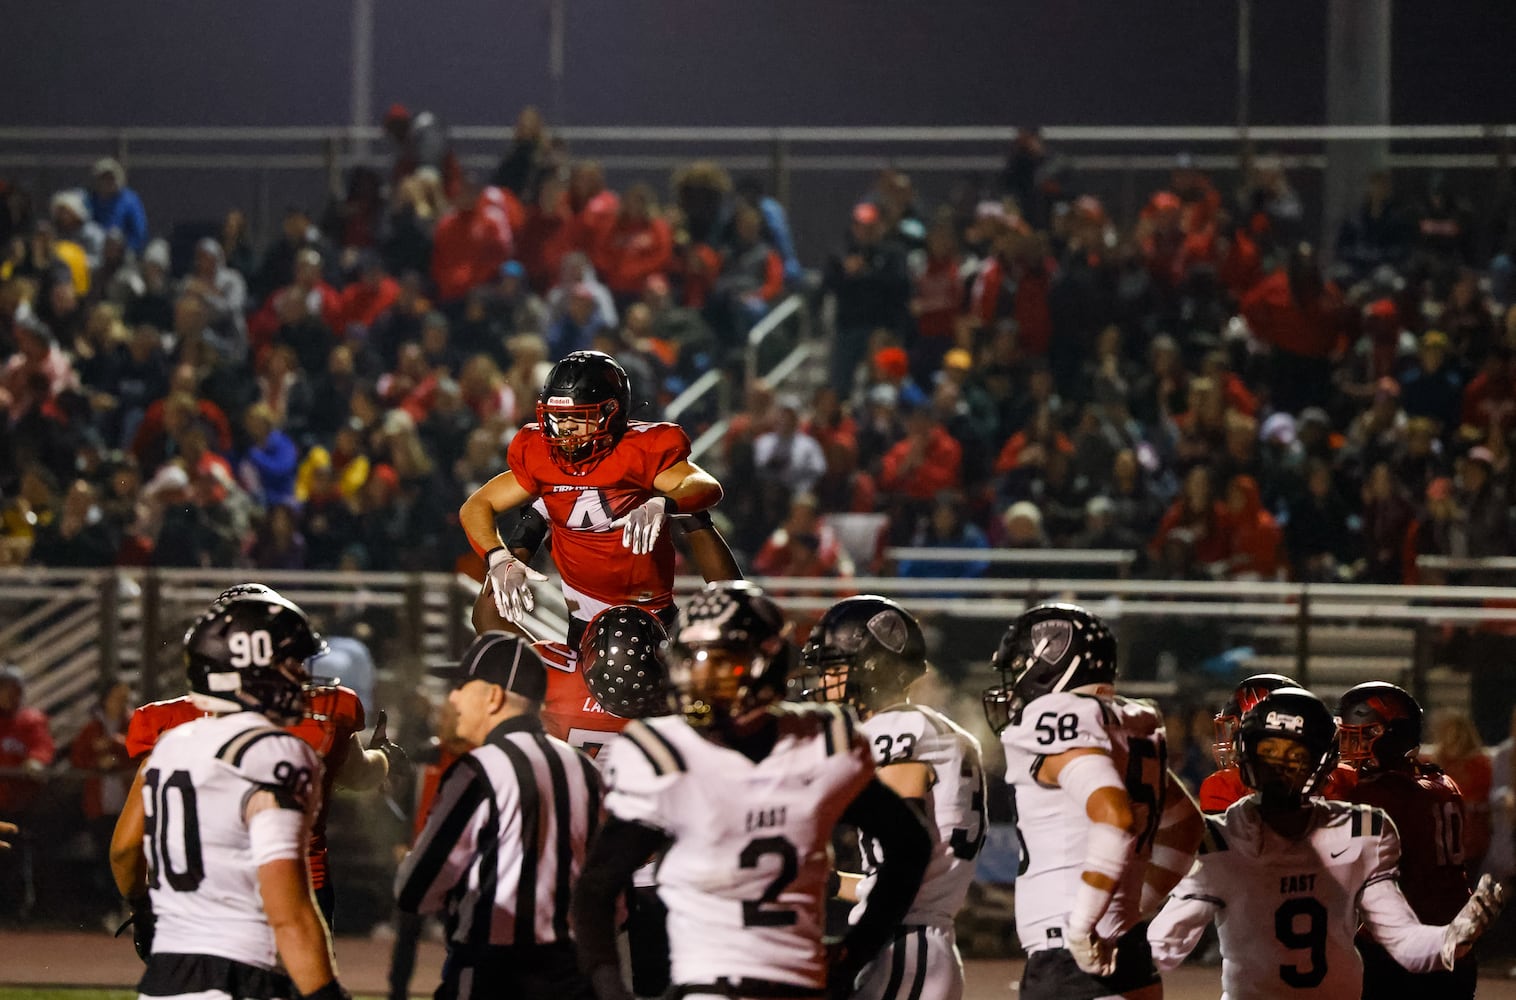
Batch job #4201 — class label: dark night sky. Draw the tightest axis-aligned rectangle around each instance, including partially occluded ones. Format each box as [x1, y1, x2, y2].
[0, 1, 1510, 128]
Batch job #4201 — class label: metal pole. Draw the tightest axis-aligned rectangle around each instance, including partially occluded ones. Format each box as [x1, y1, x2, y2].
[350, 0, 375, 159]
[549, 0, 566, 122]
[99, 571, 120, 679]
[1294, 587, 1311, 688]
[1236, 0, 1253, 173]
[141, 571, 162, 704]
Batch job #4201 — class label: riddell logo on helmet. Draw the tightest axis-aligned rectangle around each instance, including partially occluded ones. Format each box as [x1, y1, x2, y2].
[1266, 711, 1305, 733]
[547, 396, 575, 406]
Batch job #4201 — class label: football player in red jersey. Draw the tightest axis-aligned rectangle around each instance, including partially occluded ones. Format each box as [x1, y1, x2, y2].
[1338, 681, 1482, 998]
[110, 584, 404, 948]
[1200, 672, 1356, 811]
[459, 350, 724, 646]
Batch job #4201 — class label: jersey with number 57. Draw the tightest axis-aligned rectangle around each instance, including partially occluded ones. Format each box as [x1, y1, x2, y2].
[1002, 692, 1166, 952]
[855, 704, 985, 927]
[603, 702, 874, 990]
[140, 711, 322, 967]
[1148, 797, 1449, 999]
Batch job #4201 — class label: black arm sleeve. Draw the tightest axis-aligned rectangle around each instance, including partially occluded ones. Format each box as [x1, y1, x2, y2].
[838, 777, 932, 967]
[571, 817, 670, 975]
[505, 505, 550, 559]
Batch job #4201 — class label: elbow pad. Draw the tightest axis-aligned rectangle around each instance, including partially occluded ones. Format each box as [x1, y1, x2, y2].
[505, 506, 550, 556]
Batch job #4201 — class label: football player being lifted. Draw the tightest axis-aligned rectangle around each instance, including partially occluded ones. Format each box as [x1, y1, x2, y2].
[572, 582, 931, 1000]
[983, 603, 1202, 1000]
[130, 592, 351, 1000]
[460, 351, 731, 647]
[1148, 688, 1507, 1000]
[1337, 682, 1482, 999]
[802, 595, 987, 1000]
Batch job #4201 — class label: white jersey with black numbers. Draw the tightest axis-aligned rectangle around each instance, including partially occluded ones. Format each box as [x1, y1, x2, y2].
[1148, 797, 1446, 1000]
[854, 704, 986, 928]
[140, 712, 322, 968]
[1000, 692, 1167, 953]
[602, 703, 875, 991]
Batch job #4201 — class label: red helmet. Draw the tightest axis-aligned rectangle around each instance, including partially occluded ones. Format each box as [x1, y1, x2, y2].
[1213, 673, 1298, 768]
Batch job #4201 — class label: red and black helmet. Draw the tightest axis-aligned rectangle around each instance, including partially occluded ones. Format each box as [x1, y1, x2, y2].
[535, 351, 631, 475]
[1336, 681, 1422, 771]
[1213, 672, 1298, 768]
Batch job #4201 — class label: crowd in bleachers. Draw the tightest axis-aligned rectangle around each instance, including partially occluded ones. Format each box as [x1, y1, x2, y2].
[5, 111, 1516, 582]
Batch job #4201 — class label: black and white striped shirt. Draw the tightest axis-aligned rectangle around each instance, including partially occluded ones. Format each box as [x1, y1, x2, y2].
[395, 715, 601, 949]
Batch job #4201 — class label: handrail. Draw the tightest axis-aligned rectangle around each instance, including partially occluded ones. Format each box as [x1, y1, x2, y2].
[1416, 555, 1516, 573]
[5, 123, 1516, 144]
[664, 368, 726, 425]
[746, 294, 805, 380]
[884, 547, 1136, 566]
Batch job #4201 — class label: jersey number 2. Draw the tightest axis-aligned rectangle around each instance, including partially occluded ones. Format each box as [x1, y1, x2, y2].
[142, 768, 206, 892]
[740, 836, 799, 927]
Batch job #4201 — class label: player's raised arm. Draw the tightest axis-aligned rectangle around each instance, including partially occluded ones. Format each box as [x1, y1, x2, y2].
[650, 458, 723, 513]
[673, 509, 743, 582]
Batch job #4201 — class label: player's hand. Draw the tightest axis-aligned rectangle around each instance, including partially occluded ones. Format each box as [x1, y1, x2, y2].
[824, 938, 860, 1000]
[366, 710, 411, 781]
[486, 547, 548, 623]
[1065, 923, 1117, 977]
[115, 896, 155, 963]
[0, 820, 15, 849]
[1443, 873, 1509, 966]
[616, 496, 672, 555]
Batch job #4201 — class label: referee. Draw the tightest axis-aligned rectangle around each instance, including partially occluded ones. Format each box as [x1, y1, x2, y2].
[395, 631, 601, 1000]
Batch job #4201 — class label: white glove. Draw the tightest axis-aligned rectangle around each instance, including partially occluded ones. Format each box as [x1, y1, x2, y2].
[1442, 874, 1508, 968]
[617, 496, 672, 555]
[1065, 922, 1117, 977]
[486, 547, 548, 623]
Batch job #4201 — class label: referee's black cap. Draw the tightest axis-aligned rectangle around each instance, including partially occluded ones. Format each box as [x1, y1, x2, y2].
[451, 631, 547, 702]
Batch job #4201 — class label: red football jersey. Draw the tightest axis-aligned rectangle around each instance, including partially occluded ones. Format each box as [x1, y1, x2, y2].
[535, 640, 628, 760]
[125, 686, 365, 890]
[1346, 764, 1470, 923]
[1197, 762, 1358, 813]
[506, 421, 690, 610]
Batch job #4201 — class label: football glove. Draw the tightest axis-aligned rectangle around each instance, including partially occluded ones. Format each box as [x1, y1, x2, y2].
[617, 496, 672, 555]
[485, 547, 547, 623]
[366, 710, 410, 781]
[1065, 923, 1118, 977]
[115, 896, 155, 963]
[1442, 873, 1508, 967]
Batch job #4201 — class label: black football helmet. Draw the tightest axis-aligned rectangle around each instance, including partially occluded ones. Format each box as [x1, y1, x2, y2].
[581, 605, 671, 719]
[535, 350, 631, 475]
[800, 595, 926, 717]
[1337, 681, 1423, 771]
[665, 581, 792, 730]
[184, 592, 327, 725]
[1235, 687, 1339, 810]
[1213, 673, 1299, 768]
[982, 602, 1117, 734]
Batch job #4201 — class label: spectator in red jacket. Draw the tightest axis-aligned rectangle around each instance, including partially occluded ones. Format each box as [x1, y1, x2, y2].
[881, 405, 963, 501]
[593, 182, 673, 302]
[1240, 243, 1350, 413]
[568, 160, 620, 252]
[970, 219, 1055, 357]
[1222, 474, 1283, 579]
[1461, 346, 1516, 434]
[1151, 465, 1230, 568]
[910, 220, 965, 384]
[430, 174, 513, 304]
[515, 173, 574, 294]
[338, 251, 401, 335]
[0, 666, 53, 816]
[753, 492, 852, 579]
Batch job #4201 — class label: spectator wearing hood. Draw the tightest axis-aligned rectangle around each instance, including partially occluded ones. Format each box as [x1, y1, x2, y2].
[593, 182, 674, 302]
[1221, 474, 1283, 579]
[1239, 243, 1348, 415]
[546, 251, 618, 330]
[237, 402, 298, 508]
[179, 238, 248, 346]
[546, 283, 611, 360]
[430, 173, 513, 304]
[86, 159, 148, 254]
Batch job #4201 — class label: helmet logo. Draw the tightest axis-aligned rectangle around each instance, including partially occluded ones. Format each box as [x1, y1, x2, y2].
[1266, 711, 1305, 733]
[547, 395, 575, 406]
[1028, 619, 1073, 663]
[866, 610, 909, 653]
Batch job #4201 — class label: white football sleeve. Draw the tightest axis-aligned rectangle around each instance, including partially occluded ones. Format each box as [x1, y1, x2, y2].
[1147, 885, 1221, 971]
[1358, 879, 1448, 973]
